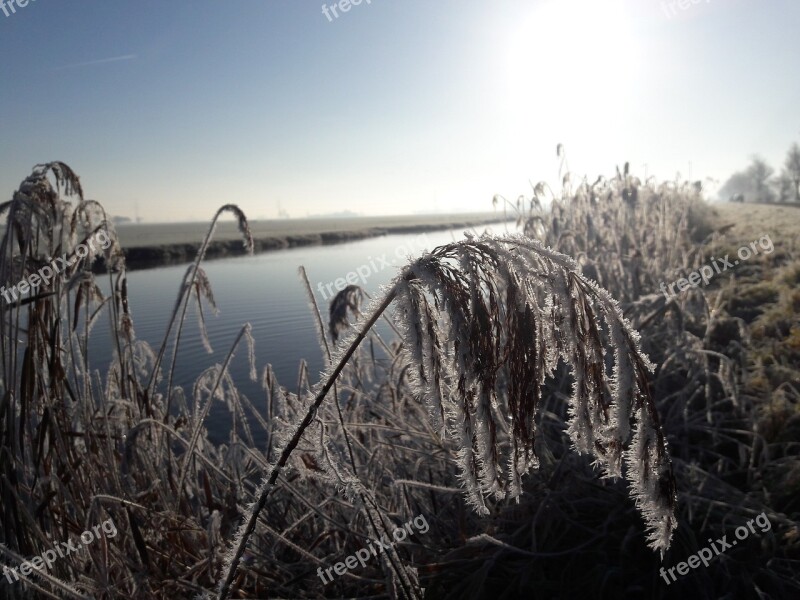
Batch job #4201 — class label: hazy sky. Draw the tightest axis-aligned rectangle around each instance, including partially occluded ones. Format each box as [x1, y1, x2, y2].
[1, 0, 798, 222]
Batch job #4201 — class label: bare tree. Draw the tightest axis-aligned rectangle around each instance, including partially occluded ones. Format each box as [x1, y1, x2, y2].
[720, 156, 776, 203]
[720, 171, 752, 202]
[780, 143, 800, 202]
[746, 156, 775, 202]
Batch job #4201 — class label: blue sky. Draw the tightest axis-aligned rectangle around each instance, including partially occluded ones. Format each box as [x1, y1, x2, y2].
[1, 0, 798, 222]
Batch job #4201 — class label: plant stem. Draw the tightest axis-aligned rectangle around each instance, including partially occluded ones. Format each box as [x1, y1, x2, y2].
[216, 283, 400, 600]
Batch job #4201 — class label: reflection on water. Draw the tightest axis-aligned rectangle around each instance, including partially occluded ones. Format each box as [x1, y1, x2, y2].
[91, 224, 509, 442]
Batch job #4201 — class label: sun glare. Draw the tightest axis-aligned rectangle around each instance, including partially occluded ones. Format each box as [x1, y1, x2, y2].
[503, 0, 641, 142]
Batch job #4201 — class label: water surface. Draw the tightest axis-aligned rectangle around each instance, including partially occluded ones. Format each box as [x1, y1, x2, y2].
[91, 224, 510, 442]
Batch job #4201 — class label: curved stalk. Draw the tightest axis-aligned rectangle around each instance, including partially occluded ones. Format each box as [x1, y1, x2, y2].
[215, 282, 401, 600]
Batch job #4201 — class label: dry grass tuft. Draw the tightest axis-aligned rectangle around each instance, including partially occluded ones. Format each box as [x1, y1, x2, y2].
[1, 161, 797, 600]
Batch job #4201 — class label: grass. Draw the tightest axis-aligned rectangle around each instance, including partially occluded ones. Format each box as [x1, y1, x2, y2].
[0, 160, 797, 599]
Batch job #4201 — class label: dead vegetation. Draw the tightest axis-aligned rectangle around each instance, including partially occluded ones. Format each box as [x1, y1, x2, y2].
[0, 160, 797, 599]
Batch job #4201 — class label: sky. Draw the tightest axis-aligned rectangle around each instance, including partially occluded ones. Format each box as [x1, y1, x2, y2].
[0, 0, 798, 222]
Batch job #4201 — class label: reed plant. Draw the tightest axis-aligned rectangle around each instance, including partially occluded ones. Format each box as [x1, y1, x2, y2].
[0, 161, 796, 600]
[482, 153, 800, 598]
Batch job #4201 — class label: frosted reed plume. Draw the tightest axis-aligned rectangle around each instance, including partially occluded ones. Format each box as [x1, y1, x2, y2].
[215, 233, 676, 599]
[329, 284, 364, 342]
[5, 161, 797, 599]
[0, 163, 128, 599]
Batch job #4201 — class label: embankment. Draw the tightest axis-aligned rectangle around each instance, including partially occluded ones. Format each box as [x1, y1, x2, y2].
[113, 213, 512, 271]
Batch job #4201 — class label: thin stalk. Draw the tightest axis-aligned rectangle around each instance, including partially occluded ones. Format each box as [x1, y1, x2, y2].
[216, 281, 402, 600]
[298, 267, 417, 599]
[176, 323, 253, 501]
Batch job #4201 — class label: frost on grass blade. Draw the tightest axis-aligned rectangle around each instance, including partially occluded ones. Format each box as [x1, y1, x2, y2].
[216, 234, 677, 598]
[388, 235, 676, 552]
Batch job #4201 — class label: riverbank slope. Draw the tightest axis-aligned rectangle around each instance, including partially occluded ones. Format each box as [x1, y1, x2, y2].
[113, 212, 511, 271]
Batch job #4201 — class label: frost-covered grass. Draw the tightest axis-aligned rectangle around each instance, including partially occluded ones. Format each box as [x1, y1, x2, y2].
[0, 162, 797, 599]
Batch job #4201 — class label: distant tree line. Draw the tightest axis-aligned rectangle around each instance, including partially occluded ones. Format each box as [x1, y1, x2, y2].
[721, 142, 800, 203]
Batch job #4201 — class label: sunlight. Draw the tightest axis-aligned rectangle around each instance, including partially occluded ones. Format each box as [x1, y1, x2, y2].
[502, 0, 642, 143]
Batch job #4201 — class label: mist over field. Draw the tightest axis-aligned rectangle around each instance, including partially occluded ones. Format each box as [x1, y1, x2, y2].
[1, 2, 799, 599]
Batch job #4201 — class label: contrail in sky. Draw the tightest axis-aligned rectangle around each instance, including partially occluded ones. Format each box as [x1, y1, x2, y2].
[55, 54, 137, 70]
